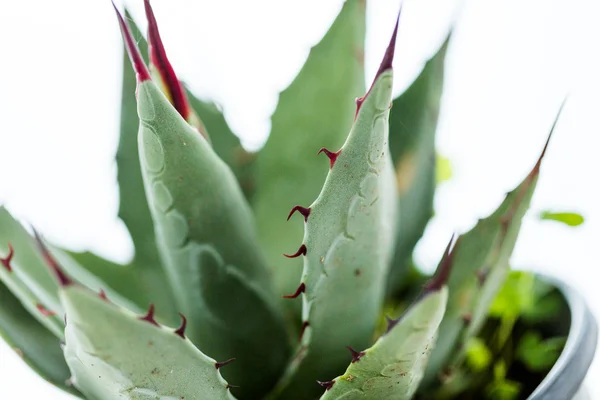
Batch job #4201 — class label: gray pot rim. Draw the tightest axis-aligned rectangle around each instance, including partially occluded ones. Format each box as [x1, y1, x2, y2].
[527, 273, 598, 400]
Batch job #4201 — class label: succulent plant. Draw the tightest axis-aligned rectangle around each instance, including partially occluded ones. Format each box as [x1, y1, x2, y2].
[0, 1, 566, 399]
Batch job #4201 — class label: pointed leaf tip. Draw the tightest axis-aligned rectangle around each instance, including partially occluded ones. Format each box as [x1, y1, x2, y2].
[532, 99, 565, 174]
[33, 229, 73, 287]
[144, 0, 191, 118]
[138, 304, 159, 326]
[374, 5, 401, 79]
[424, 234, 456, 293]
[1, 243, 14, 272]
[112, 1, 151, 82]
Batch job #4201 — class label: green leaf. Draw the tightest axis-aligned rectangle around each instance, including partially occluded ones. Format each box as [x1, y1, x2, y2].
[0, 280, 82, 397]
[516, 331, 566, 372]
[464, 338, 493, 372]
[252, 0, 366, 321]
[488, 270, 535, 318]
[485, 379, 521, 400]
[436, 153, 453, 184]
[320, 287, 448, 400]
[133, 75, 290, 397]
[420, 138, 552, 388]
[0, 207, 66, 337]
[273, 57, 399, 398]
[61, 285, 236, 400]
[538, 211, 584, 227]
[386, 32, 451, 295]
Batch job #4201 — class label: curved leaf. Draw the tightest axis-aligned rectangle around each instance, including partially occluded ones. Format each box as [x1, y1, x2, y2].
[386, 32, 451, 295]
[252, 0, 366, 322]
[320, 287, 448, 400]
[61, 285, 236, 400]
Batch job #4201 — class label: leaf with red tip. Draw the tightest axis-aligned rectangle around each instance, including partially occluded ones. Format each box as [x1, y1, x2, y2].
[420, 103, 563, 389]
[355, 6, 400, 117]
[252, 0, 367, 324]
[282, 283, 306, 299]
[320, 288, 448, 400]
[0, 208, 66, 337]
[284, 244, 307, 259]
[386, 30, 452, 295]
[132, 70, 290, 397]
[112, 2, 151, 82]
[33, 230, 73, 287]
[143, 0, 208, 137]
[59, 285, 236, 400]
[275, 7, 400, 398]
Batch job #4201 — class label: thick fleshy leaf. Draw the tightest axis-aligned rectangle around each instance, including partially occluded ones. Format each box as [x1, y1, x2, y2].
[320, 287, 448, 400]
[61, 285, 236, 400]
[252, 0, 366, 321]
[0, 280, 81, 397]
[0, 207, 146, 334]
[273, 19, 399, 399]
[420, 108, 562, 389]
[0, 207, 66, 337]
[386, 32, 451, 295]
[115, 9, 291, 398]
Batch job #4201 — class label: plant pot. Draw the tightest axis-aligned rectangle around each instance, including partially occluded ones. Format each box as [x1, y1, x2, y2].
[528, 274, 598, 400]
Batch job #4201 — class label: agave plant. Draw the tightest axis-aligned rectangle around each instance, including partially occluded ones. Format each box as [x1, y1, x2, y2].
[0, 1, 565, 399]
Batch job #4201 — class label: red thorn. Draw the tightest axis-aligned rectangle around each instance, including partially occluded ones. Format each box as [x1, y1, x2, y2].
[317, 148, 341, 169]
[144, 0, 192, 119]
[36, 303, 56, 317]
[385, 315, 399, 334]
[461, 313, 472, 325]
[287, 206, 311, 222]
[346, 346, 366, 363]
[112, 1, 151, 82]
[174, 313, 187, 339]
[374, 6, 401, 79]
[531, 98, 565, 175]
[356, 6, 401, 118]
[99, 289, 108, 301]
[299, 321, 310, 341]
[139, 304, 159, 326]
[282, 283, 305, 299]
[1, 243, 14, 272]
[284, 244, 307, 258]
[33, 229, 73, 287]
[317, 380, 335, 391]
[424, 234, 457, 293]
[226, 384, 240, 390]
[215, 358, 236, 370]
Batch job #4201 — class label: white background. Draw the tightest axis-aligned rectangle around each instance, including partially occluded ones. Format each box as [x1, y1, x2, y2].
[0, 0, 599, 398]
